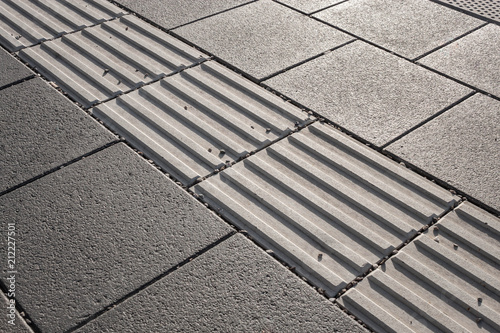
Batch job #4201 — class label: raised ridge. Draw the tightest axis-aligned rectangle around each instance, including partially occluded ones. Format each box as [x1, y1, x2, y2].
[0, 0, 126, 51]
[193, 122, 459, 297]
[19, 15, 207, 107]
[92, 61, 313, 185]
[338, 201, 500, 332]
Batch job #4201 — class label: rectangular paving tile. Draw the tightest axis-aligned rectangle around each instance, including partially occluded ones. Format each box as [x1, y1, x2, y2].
[0, 0, 126, 51]
[19, 15, 208, 107]
[92, 61, 313, 186]
[0, 46, 32, 88]
[75, 234, 367, 333]
[264, 41, 472, 146]
[314, 0, 482, 59]
[419, 24, 500, 98]
[338, 202, 500, 332]
[193, 122, 459, 297]
[0, 143, 232, 333]
[0, 78, 116, 192]
[173, 0, 353, 79]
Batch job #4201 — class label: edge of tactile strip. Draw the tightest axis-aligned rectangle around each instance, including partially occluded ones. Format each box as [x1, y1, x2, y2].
[0, 0, 126, 51]
[18, 15, 208, 108]
[193, 122, 459, 298]
[92, 61, 314, 186]
[338, 201, 500, 333]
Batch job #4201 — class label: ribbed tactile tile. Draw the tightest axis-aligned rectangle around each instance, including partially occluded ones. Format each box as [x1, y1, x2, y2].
[338, 202, 500, 333]
[435, 0, 500, 23]
[0, 0, 126, 51]
[193, 122, 459, 297]
[19, 15, 207, 107]
[93, 61, 313, 186]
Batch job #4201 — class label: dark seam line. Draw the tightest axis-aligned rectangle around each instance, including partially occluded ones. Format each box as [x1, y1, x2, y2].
[308, 0, 350, 16]
[0, 74, 36, 91]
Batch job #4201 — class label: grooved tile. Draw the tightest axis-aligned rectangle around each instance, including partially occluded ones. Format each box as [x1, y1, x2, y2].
[338, 202, 500, 333]
[0, 0, 126, 51]
[193, 122, 459, 297]
[19, 15, 207, 107]
[434, 0, 500, 23]
[92, 61, 314, 186]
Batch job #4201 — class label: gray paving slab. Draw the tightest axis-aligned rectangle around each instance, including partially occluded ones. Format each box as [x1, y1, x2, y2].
[387, 93, 500, 212]
[173, 0, 353, 79]
[0, 78, 116, 192]
[75, 234, 367, 333]
[276, 0, 345, 14]
[337, 202, 500, 332]
[0, 143, 232, 332]
[115, 0, 252, 29]
[1, 292, 33, 333]
[0, 47, 32, 88]
[264, 41, 472, 146]
[314, 0, 483, 59]
[419, 24, 500, 97]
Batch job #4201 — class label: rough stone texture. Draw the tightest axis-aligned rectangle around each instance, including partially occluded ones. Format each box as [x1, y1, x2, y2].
[0, 47, 33, 88]
[115, 0, 252, 29]
[75, 234, 367, 333]
[174, 0, 353, 79]
[1, 292, 34, 333]
[264, 41, 471, 146]
[387, 93, 500, 212]
[276, 0, 345, 13]
[419, 24, 500, 97]
[314, 0, 482, 59]
[0, 143, 232, 333]
[0, 78, 116, 192]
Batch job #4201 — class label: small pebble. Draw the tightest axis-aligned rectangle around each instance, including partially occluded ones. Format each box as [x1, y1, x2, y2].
[476, 317, 482, 323]
[453, 243, 458, 249]
[265, 128, 271, 133]
[220, 149, 226, 155]
[318, 253, 323, 260]
[184, 106, 188, 110]
[265, 249, 274, 254]
[392, 249, 399, 255]
[434, 237, 440, 243]
[208, 148, 212, 152]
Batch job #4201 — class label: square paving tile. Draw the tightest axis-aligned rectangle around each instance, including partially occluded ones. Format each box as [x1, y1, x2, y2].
[276, 0, 345, 14]
[0, 143, 232, 332]
[387, 93, 500, 212]
[173, 0, 353, 79]
[264, 41, 472, 146]
[314, 0, 483, 59]
[419, 24, 500, 97]
[0, 78, 116, 192]
[0, 47, 33, 88]
[75, 234, 367, 333]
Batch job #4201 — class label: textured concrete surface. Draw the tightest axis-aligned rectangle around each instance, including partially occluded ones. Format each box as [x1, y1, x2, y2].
[1, 292, 33, 333]
[314, 0, 482, 59]
[173, 0, 353, 79]
[75, 234, 367, 333]
[276, 0, 345, 13]
[0, 47, 33, 88]
[0, 143, 232, 332]
[0, 78, 116, 192]
[265, 41, 471, 146]
[387, 93, 500, 212]
[419, 24, 500, 97]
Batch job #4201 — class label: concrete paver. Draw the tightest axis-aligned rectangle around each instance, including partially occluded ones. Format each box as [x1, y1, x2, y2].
[173, 0, 353, 79]
[0, 78, 116, 193]
[1, 292, 33, 333]
[387, 93, 500, 212]
[276, 0, 345, 14]
[419, 23, 500, 97]
[265, 41, 472, 146]
[0, 143, 232, 332]
[314, 0, 483, 59]
[338, 202, 500, 332]
[0, 47, 32, 88]
[75, 234, 367, 333]
[194, 122, 458, 297]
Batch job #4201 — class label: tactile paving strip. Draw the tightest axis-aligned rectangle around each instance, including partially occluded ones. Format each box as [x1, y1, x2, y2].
[193, 122, 459, 297]
[434, 0, 500, 23]
[19, 15, 207, 108]
[338, 202, 500, 332]
[0, 0, 126, 51]
[92, 61, 314, 186]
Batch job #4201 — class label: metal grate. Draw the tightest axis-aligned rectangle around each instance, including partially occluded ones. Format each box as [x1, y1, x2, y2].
[434, 0, 500, 23]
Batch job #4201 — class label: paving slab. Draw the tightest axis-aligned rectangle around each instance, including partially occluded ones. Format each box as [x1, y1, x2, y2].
[0, 0, 126, 51]
[173, 0, 353, 79]
[387, 93, 500, 212]
[0, 78, 116, 193]
[193, 122, 459, 297]
[1, 292, 33, 333]
[338, 202, 500, 332]
[115, 0, 253, 29]
[0, 47, 32, 88]
[75, 234, 367, 333]
[276, 0, 345, 14]
[419, 23, 500, 97]
[92, 61, 313, 186]
[314, 0, 483, 59]
[0, 143, 232, 332]
[19, 15, 207, 108]
[264, 41, 472, 146]
[435, 0, 500, 23]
